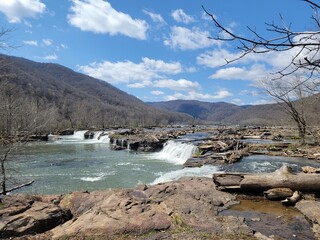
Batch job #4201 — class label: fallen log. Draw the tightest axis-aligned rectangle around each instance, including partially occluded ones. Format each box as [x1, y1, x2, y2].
[213, 165, 320, 192]
[0, 180, 34, 195]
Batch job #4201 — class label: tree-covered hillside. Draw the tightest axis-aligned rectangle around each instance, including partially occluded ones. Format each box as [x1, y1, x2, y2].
[0, 54, 192, 132]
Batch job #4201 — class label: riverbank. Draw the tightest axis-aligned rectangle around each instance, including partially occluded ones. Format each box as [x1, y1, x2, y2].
[2, 125, 320, 239]
[1, 177, 319, 239]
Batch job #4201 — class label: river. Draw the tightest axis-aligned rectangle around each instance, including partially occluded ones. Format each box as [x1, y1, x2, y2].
[5, 130, 320, 195]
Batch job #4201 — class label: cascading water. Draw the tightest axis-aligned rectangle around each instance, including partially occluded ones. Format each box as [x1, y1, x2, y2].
[153, 140, 198, 165]
[49, 130, 110, 144]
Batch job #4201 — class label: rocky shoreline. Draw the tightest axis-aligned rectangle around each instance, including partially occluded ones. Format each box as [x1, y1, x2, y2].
[2, 125, 320, 239]
[1, 177, 320, 239]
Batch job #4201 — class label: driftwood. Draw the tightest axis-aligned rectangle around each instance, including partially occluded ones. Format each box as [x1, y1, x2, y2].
[0, 180, 34, 195]
[263, 188, 293, 200]
[281, 191, 302, 205]
[213, 165, 320, 192]
[302, 166, 320, 173]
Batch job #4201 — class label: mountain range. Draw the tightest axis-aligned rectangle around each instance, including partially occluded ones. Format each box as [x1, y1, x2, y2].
[1, 54, 318, 130]
[148, 96, 319, 126]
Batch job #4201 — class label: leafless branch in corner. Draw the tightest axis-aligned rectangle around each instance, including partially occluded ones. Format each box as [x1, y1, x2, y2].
[202, 2, 320, 81]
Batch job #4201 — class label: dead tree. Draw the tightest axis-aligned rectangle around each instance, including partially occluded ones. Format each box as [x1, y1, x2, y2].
[258, 76, 316, 143]
[203, 1, 320, 82]
[203, 1, 320, 143]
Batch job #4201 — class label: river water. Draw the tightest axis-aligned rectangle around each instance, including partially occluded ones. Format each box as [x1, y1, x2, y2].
[6, 131, 217, 194]
[5, 130, 320, 195]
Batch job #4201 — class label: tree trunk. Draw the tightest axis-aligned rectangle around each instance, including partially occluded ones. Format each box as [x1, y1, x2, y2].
[1, 160, 6, 195]
[213, 165, 320, 192]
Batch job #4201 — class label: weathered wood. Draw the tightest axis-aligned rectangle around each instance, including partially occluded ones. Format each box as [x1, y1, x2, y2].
[302, 166, 320, 174]
[281, 191, 302, 205]
[263, 188, 293, 200]
[0, 180, 34, 195]
[213, 165, 320, 192]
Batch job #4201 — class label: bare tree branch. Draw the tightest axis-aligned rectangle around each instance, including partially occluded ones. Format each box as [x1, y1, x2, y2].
[202, 2, 320, 81]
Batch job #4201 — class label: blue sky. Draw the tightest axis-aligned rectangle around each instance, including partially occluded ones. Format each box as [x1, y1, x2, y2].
[0, 0, 313, 105]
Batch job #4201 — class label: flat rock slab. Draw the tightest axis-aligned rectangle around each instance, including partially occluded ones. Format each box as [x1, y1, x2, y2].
[0, 194, 71, 238]
[296, 200, 320, 223]
[296, 200, 320, 239]
[52, 177, 253, 239]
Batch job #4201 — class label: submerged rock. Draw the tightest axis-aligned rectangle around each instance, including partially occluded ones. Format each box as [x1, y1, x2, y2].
[109, 128, 190, 152]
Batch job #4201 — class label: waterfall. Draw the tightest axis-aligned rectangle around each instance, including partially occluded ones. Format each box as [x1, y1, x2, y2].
[65, 130, 87, 140]
[153, 140, 197, 165]
[50, 130, 109, 144]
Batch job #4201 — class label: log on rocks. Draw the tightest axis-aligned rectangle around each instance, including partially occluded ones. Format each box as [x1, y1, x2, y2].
[0, 180, 34, 195]
[213, 165, 320, 192]
[263, 188, 294, 200]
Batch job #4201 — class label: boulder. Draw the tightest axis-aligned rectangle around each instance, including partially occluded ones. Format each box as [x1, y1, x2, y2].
[0, 194, 72, 238]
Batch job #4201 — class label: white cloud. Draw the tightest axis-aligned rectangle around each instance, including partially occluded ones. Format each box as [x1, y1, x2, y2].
[154, 79, 201, 92]
[23, 40, 38, 46]
[0, 0, 46, 23]
[209, 64, 268, 81]
[164, 26, 218, 50]
[127, 81, 151, 88]
[151, 90, 164, 95]
[197, 49, 241, 68]
[24, 20, 33, 28]
[68, 0, 148, 40]
[42, 53, 58, 61]
[164, 90, 232, 101]
[42, 39, 53, 46]
[60, 44, 68, 49]
[240, 90, 261, 96]
[171, 9, 194, 24]
[231, 98, 245, 105]
[79, 57, 182, 85]
[251, 98, 275, 105]
[143, 10, 166, 24]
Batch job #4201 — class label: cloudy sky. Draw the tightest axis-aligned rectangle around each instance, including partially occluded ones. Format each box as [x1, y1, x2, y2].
[0, 0, 313, 105]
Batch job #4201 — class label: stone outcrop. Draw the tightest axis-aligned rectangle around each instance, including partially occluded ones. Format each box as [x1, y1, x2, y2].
[0, 194, 71, 238]
[51, 177, 253, 239]
[109, 128, 189, 152]
[184, 139, 248, 167]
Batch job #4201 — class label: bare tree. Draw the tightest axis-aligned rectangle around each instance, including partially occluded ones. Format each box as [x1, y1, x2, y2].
[0, 79, 59, 195]
[0, 28, 59, 194]
[203, 1, 320, 144]
[258, 76, 318, 143]
[202, 0, 320, 83]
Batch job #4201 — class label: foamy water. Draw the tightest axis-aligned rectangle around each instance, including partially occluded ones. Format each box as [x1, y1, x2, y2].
[151, 165, 222, 185]
[48, 130, 110, 144]
[152, 140, 197, 165]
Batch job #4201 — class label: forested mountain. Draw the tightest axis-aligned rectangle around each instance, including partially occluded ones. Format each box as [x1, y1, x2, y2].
[0, 54, 192, 132]
[1, 54, 318, 133]
[148, 100, 249, 123]
[223, 94, 320, 126]
[148, 98, 320, 126]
